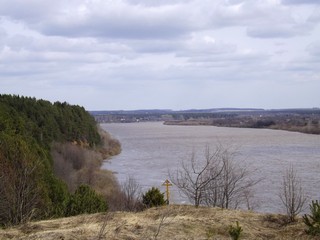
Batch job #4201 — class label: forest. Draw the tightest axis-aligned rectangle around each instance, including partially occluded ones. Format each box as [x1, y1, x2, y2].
[0, 94, 121, 226]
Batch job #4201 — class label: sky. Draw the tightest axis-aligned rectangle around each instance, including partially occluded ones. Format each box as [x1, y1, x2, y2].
[0, 0, 319, 110]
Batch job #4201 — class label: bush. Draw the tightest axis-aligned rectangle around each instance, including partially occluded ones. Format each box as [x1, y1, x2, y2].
[48, 177, 70, 218]
[252, 120, 275, 128]
[66, 185, 108, 216]
[228, 221, 243, 240]
[303, 200, 320, 236]
[142, 187, 166, 208]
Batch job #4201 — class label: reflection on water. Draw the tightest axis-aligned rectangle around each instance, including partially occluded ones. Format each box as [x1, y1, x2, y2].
[102, 122, 320, 213]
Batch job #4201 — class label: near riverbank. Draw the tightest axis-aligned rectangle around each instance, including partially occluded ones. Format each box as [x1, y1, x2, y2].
[0, 205, 312, 240]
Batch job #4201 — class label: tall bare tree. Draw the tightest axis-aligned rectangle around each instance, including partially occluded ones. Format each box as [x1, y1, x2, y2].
[203, 150, 261, 209]
[169, 145, 225, 207]
[170, 144, 260, 209]
[279, 165, 307, 222]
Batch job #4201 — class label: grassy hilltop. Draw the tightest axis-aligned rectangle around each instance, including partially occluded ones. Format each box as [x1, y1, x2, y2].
[0, 205, 312, 240]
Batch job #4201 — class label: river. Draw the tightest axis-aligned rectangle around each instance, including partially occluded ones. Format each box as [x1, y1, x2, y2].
[101, 122, 320, 213]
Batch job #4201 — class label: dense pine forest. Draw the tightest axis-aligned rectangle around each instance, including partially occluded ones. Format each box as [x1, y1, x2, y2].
[0, 94, 121, 226]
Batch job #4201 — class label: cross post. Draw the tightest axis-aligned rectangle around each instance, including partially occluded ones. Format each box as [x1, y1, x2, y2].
[162, 179, 173, 205]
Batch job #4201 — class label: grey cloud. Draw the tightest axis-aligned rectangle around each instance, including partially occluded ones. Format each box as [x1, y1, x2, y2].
[40, 19, 190, 39]
[0, 0, 307, 41]
[14, 35, 133, 56]
[0, 1, 199, 39]
[125, 0, 193, 7]
[224, 0, 245, 5]
[36, 2, 199, 40]
[6, 34, 34, 51]
[174, 34, 269, 70]
[129, 39, 183, 53]
[306, 41, 320, 57]
[0, 26, 7, 37]
[0, 0, 63, 23]
[0, 27, 7, 49]
[247, 25, 297, 38]
[0, 30, 136, 65]
[308, 8, 320, 23]
[247, 16, 316, 39]
[177, 42, 237, 58]
[208, 1, 292, 27]
[281, 55, 319, 73]
[282, 0, 320, 5]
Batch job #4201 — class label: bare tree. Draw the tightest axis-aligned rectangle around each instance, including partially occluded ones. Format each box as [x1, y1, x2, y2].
[114, 176, 143, 211]
[122, 176, 142, 211]
[169, 145, 225, 207]
[279, 164, 307, 222]
[170, 144, 260, 209]
[243, 188, 260, 211]
[203, 150, 261, 209]
[0, 157, 41, 225]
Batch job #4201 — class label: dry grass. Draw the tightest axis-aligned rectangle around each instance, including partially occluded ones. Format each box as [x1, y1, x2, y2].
[0, 205, 314, 240]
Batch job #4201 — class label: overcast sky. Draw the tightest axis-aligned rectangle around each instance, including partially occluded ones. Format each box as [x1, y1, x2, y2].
[0, 0, 319, 110]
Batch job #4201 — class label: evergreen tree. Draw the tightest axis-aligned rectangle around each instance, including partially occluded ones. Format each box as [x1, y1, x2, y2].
[0, 94, 105, 225]
[66, 185, 108, 216]
[142, 187, 166, 208]
[303, 200, 320, 236]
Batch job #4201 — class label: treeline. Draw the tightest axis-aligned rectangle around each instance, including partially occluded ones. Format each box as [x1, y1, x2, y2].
[0, 95, 101, 146]
[0, 94, 120, 226]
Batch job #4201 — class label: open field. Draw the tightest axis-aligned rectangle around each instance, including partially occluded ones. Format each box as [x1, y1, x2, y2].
[0, 205, 313, 240]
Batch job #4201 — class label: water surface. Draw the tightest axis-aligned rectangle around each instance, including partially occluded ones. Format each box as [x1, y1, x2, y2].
[102, 122, 320, 213]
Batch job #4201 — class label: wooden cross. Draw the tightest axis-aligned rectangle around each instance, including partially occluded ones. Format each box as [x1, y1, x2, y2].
[162, 179, 172, 204]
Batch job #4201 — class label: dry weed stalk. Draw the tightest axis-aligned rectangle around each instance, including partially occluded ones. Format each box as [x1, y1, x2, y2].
[151, 206, 179, 240]
[96, 212, 114, 240]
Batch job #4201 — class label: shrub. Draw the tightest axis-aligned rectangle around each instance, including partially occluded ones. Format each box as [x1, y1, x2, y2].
[66, 185, 108, 216]
[252, 120, 275, 128]
[142, 187, 166, 208]
[303, 200, 320, 236]
[228, 221, 243, 240]
[279, 165, 306, 223]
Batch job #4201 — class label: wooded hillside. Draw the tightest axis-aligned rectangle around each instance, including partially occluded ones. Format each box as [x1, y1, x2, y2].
[0, 94, 120, 226]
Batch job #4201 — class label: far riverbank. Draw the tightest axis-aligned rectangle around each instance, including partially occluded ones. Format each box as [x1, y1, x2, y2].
[163, 116, 320, 135]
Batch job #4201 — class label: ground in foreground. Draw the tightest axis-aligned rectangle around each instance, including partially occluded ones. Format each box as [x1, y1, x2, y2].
[0, 205, 313, 240]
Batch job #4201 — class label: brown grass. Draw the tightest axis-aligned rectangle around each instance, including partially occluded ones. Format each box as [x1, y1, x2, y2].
[0, 205, 313, 240]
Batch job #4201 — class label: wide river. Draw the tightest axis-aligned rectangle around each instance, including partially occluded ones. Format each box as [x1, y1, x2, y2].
[101, 122, 320, 213]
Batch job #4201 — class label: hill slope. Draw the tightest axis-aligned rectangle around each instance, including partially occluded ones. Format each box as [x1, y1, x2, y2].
[0, 205, 311, 240]
[0, 94, 120, 226]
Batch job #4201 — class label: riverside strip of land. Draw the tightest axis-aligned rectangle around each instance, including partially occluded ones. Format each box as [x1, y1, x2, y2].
[92, 108, 320, 135]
